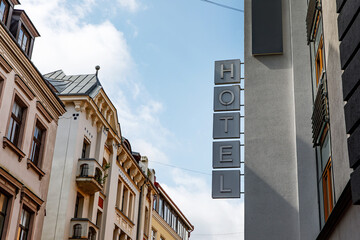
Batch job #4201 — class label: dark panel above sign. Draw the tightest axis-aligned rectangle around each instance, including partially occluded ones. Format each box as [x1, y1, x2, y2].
[252, 0, 283, 55]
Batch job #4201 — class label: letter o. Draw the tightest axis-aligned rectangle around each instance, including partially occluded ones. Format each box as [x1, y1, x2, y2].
[219, 90, 235, 106]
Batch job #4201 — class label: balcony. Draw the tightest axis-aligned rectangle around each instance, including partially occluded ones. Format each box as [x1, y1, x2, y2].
[69, 218, 98, 240]
[76, 158, 104, 194]
[312, 77, 329, 145]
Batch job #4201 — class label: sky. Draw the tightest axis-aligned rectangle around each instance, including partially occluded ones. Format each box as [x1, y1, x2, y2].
[18, 0, 244, 239]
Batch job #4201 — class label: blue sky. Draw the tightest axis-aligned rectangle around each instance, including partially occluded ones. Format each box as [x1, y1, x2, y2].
[19, 0, 244, 239]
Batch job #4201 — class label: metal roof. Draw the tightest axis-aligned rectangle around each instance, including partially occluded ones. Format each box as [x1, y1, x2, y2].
[44, 70, 101, 97]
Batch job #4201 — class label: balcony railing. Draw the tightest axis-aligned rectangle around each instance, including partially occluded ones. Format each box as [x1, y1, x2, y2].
[312, 76, 329, 145]
[76, 158, 104, 194]
[69, 218, 99, 240]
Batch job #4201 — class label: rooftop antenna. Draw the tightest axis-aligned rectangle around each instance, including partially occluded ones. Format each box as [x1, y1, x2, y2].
[95, 65, 100, 76]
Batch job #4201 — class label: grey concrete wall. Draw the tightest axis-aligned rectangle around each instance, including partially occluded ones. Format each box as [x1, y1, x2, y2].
[291, 0, 320, 238]
[322, 0, 351, 203]
[329, 204, 360, 239]
[244, 0, 318, 239]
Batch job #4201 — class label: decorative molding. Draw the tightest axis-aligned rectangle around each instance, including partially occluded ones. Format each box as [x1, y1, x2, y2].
[130, 167, 138, 178]
[2, 136, 25, 161]
[27, 158, 45, 180]
[124, 159, 132, 171]
[74, 101, 82, 112]
[0, 54, 12, 73]
[15, 75, 35, 100]
[20, 185, 44, 213]
[36, 101, 53, 123]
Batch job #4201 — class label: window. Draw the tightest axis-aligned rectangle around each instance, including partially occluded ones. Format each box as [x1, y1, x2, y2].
[7, 98, 26, 147]
[315, 37, 324, 86]
[121, 187, 128, 213]
[322, 159, 333, 220]
[151, 229, 156, 240]
[128, 193, 134, 220]
[73, 224, 82, 238]
[0, 193, 8, 237]
[17, 27, 30, 53]
[0, 0, 8, 23]
[29, 121, 45, 166]
[158, 198, 163, 217]
[88, 227, 96, 240]
[80, 164, 89, 177]
[81, 139, 90, 158]
[316, 125, 334, 225]
[96, 210, 102, 227]
[18, 208, 32, 240]
[153, 195, 157, 210]
[95, 168, 102, 185]
[74, 193, 84, 218]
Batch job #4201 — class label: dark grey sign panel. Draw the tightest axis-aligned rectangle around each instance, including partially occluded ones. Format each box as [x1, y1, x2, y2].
[212, 170, 241, 199]
[214, 59, 241, 85]
[213, 141, 240, 168]
[252, 0, 283, 55]
[213, 113, 240, 139]
[214, 85, 241, 112]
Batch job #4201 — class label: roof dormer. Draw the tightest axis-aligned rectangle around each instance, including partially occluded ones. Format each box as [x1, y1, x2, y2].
[0, 0, 19, 28]
[10, 9, 40, 59]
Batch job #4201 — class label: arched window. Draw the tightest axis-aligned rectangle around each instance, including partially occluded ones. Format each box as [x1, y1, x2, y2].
[88, 227, 96, 240]
[80, 164, 89, 177]
[95, 168, 102, 185]
[73, 224, 82, 238]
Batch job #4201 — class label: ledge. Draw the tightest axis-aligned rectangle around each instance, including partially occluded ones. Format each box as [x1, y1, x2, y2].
[0, 54, 12, 73]
[2, 136, 25, 161]
[27, 159, 45, 180]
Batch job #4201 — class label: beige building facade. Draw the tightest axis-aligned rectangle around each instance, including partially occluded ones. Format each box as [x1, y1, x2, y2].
[41, 70, 155, 240]
[151, 182, 193, 240]
[0, 1, 66, 239]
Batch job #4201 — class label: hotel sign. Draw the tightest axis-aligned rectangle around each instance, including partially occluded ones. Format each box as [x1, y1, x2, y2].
[212, 59, 242, 199]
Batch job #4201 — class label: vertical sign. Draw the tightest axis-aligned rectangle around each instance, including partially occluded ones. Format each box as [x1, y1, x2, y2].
[252, 0, 283, 55]
[212, 59, 242, 199]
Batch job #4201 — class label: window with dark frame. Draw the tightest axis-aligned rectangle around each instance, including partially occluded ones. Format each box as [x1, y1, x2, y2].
[73, 224, 82, 238]
[80, 164, 89, 177]
[7, 99, 25, 147]
[0, 193, 8, 238]
[17, 27, 30, 53]
[0, 0, 8, 24]
[81, 139, 90, 158]
[29, 121, 45, 166]
[18, 208, 31, 240]
[322, 158, 333, 220]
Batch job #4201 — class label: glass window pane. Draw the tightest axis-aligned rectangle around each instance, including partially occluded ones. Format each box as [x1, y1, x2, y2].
[18, 29, 23, 45]
[321, 134, 331, 171]
[0, 2, 5, 21]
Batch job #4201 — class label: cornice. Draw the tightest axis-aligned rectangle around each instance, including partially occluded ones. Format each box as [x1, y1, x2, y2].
[0, 24, 65, 120]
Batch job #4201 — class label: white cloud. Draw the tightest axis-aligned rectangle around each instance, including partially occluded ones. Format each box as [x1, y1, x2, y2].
[162, 170, 244, 240]
[19, 0, 170, 165]
[117, 0, 140, 12]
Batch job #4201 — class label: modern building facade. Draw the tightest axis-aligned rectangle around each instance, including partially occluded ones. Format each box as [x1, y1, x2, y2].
[0, 1, 66, 239]
[41, 70, 155, 240]
[245, 0, 360, 239]
[151, 182, 193, 240]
